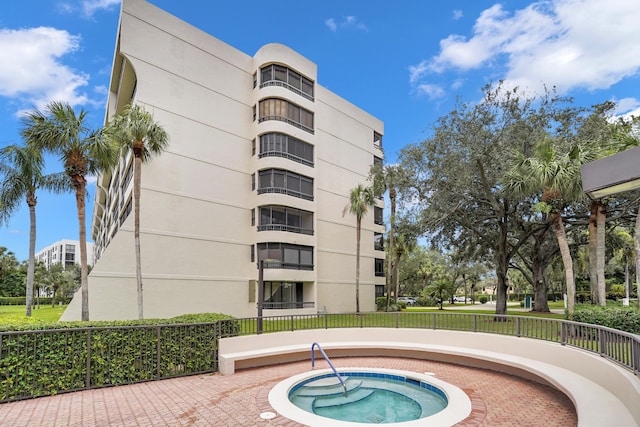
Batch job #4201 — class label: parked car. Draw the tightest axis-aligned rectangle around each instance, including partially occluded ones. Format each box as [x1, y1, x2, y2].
[453, 296, 473, 303]
[398, 297, 417, 305]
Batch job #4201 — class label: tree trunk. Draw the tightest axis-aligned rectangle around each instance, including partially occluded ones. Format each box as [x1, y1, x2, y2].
[355, 216, 361, 313]
[25, 195, 36, 317]
[588, 201, 598, 303]
[596, 201, 606, 306]
[494, 214, 509, 315]
[386, 188, 396, 311]
[134, 154, 144, 319]
[635, 203, 640, 309]
[532, 255, 550, 312]
[75, 180, 89, 321]
[552, 212, 575, 313]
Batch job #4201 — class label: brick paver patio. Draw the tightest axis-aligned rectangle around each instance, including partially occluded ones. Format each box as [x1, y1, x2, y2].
[0, 356, 577, 426]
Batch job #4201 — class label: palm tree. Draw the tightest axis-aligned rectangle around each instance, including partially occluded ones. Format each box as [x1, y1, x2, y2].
[370, 164, 406, 309]
[21, 101, 119, 321]
[343, 184, 375, 313]
[506, 139, 592, 313]
[107, 104, 169, 319]
[0, 144, 68, 316]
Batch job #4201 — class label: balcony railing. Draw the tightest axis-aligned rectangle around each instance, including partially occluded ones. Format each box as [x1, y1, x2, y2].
[257, 224, 314, 235]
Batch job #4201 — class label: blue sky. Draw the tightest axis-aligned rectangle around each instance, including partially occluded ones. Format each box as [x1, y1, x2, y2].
[1, 0, 639, 262]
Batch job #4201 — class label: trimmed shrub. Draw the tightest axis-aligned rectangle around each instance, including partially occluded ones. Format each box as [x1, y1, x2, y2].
[478, 295, 488, 304]
[568, 306, 640, 334]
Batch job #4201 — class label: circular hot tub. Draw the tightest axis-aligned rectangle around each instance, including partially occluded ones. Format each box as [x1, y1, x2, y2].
[268, 368, 472, 426]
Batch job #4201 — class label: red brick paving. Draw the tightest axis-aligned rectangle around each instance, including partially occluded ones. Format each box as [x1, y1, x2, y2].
[0, 357, 577, 426]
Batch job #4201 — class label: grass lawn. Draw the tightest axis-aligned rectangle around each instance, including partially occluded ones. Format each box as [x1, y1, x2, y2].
[0, 304, 67, 324]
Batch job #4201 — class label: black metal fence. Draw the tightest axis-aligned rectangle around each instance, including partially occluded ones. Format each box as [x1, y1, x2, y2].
[1, 312, 638, 403]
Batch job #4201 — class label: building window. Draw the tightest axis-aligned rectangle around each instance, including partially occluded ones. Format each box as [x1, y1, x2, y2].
[252, 138, 256, 156]
[251, 208, 255, 226]
[374, 206, 384, 225]
[120, 198, 132, 226]
[375, 285, 385, 298]
[250, 244, 255, 263]
[259, 133, 314, 167]
[258, 98, 314, 134]
[375, 258, 385, 277]
[253, 72, 257, 89]
[374, 232, 384, 251]
[257, 242, 314, 270]
[65, 244, 75, 252]
[251, 173, 256, 191]
[258, 168, 313, 201]
[260, 64, 314, 100]
[374, 131, 383, 149]
[374, 156, 383, 167]
[259, 205, 313, 235]
[262, 281, 305, 309]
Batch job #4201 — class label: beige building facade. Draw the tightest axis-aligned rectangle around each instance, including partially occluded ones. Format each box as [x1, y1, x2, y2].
[61, 0, 385, 321]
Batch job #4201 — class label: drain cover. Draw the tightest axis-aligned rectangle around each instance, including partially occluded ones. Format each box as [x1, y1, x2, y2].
[260, 412, 276, 420]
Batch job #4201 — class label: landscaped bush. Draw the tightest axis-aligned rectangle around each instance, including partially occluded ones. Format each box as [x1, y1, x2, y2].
[0, 297, 72, 306]
[478, 295, 488, 304]
[568, 306, 640, 334]
[0, 313, 239, 402]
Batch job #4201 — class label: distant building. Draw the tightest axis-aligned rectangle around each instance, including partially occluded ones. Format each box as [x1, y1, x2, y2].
[60, 0, 385, 321]
[35, 240, 94, 270]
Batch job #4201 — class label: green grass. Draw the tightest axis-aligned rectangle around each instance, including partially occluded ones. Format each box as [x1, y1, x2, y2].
[0, 304, 67, 325]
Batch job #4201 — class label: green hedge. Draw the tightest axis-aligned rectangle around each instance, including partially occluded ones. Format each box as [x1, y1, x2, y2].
[568, 306, 640, 334]
[0, 313, 239, 402]
[0, 297, 72, 306]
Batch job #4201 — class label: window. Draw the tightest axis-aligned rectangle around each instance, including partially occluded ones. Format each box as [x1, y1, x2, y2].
[258, 205, 313, 235]
[262, 281, 305, 309]
[374, 156, 383, 167]
[250, 244, 255, 263]
[375, 285, 385, 298]
[374, 206, 384, 225]
[259, 133, 314, 166]
[258, 98, 314, 133]
[257, 243, 314, 270]
[251, 208, 255, 226]
[257, 169, 313, 201]
[252, 138, 256, 156]
[120, 198, 132, 226]
[253, 72, 257, 89]
[260, 64, 314, 100]
[251, 173, 255, 191]
[375, 258, 385, 277]
[65, 244, 75, 252]
[374, 131, 383, 149]
[374, 232, 384, 251]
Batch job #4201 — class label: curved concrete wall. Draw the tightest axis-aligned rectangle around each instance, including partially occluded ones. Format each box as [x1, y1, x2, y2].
[218, 328, 640, 426]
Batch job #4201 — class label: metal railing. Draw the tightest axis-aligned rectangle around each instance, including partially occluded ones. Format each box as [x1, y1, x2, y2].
[311, 342, 347, 395]
[1, 312, 638, 403]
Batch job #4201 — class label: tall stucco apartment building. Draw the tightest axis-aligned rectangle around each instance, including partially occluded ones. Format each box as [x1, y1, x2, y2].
[61, 0, 385, 320]
[35, 240, 94, 270]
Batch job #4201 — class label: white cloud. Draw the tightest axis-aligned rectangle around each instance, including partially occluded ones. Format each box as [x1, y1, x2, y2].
[325, 16, 367, 32]
[613, 97, 640, 120]
[0, 27, 89, 109]
[452, 9, 463, 20]
[82, 0, 120, 17]
[416, 83, 445, 99]
[410, 0, 640, 96]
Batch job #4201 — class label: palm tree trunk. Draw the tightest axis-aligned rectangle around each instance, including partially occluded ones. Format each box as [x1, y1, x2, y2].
[588, 201, 598, 303]
[134, 155, 144, 319]
[75, 181, 89, 321]
[355, 217, 361, 313]
[596, 201, 606, 306]
[26, 197, 36, 317]
[386, 189, 396, 310]
[552, 212, 575, 313]
[635, 203, 640, 309]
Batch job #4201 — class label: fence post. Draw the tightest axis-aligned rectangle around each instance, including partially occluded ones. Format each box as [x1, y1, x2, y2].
[395, 312, 399, 329]
[599, 329, 606, 357]
[324, 313, 328, 330]
[516, 317, 521, 337]
[157, 326, 161, 379]
[473, 315, 477, 332]
[290, 315, 294, 332]
[560, 322, 567, 346]
[85, 329, 92, 389]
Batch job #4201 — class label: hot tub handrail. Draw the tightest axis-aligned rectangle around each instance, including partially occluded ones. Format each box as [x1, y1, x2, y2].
[311, 342, 348, 395]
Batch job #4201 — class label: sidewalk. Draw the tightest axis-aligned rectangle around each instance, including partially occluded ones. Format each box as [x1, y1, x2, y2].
[0, 356, 577, 426]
